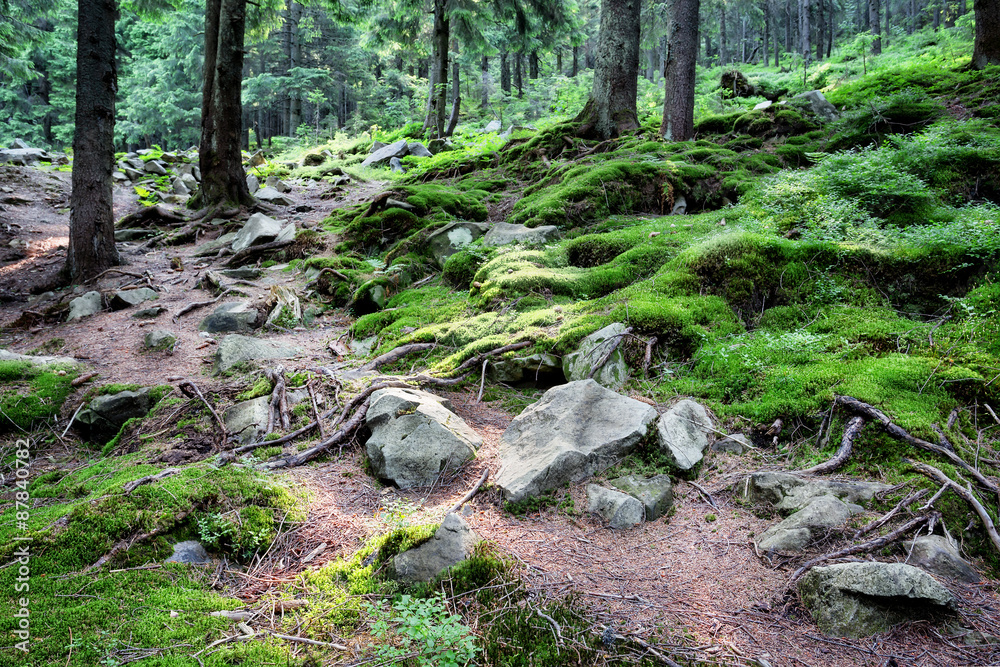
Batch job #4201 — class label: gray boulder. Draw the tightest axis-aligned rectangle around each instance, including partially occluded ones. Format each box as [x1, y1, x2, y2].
[275, 223, 296, 244]
[906, 535, 979, 583]
[656, 399, 713, 471]
[562, 323, 631, 390]
[231, 213, 282, 253]
[254, 186, 292, 206]
[798, 562, 957, 638]
[246, 174, 259, 194]
[389, 156, 405, 173]
[792, 90, 840, 122]
[609, 474, 674, 521]
[193, 232, 237, 257]
[428, 138, 453, 154]
[0, 348, 78, 367]
[76, 387, 158, 443]
[164, 541, 212, 565]
[712, 433, 750, 454]
[123, 167, 143, 181]
[360, 139, 409, 168]
[365, 387, 482, 489]
[144, 329, 177, 351]
[133, 306, 166, 319]
[482, 222, 561, 247]
[0, 147, 51, 165]
[483, 120, 502, 133]
[495, 379, 657, 502]
[426, 222, 490, 267]
[214, 335, 298, 373]
[407, 142, 434, 158]
[394, 514, 480, 583]
[264, 176, 290, 193]
[587, 484, 644, 529]
[756, 496, 858, 553]
[739, 472, 891, 512]
[224, 396, 271, 444]
[113, 171, 128, 182]
[369, 141, 386, 153]
[68, 291, 103, 321]
[10, 139, 30, 149]
[143, 160, 168, 175]
[110, 287, 158, 310]
[489, 353, 563, 385]
[171, 178, 190, 196]
[181, 173, 199, 191]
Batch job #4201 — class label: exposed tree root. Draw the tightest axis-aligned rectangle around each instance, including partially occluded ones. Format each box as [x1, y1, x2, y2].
[224, 239, 293, 267]
[83, 508, 196, 573]
[360, 342, 437, 371]
[446, 468, 490, 515]
[179, 380, 227, 444]
[908, 459, 1000, 556]
[799, 415, 866, 475]
[122, 468, 180, 494]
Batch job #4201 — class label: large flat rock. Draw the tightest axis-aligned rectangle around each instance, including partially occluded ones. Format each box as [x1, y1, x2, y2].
[739, 471, 891, 511]
[656, 399, 713, 471]
[495, 379, 657, 502]
[214, 335, 298, 373]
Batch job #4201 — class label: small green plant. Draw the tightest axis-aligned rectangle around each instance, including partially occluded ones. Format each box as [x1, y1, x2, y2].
[369, 593, 479, 667]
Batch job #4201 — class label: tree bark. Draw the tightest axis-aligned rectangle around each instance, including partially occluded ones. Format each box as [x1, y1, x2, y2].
[427, 0, 450, 137]
[869, 0, 882, 54]
[815, 0, 824, 61]
[720, 4, 729, 64]
[661, 0, 700, 142]
[481, 55, 490, 108]
[288, 1, 302, 133]
[500, 51, 511, 93]
[196, 0, 253, 209]
[514, 52, 523, 97]
[571, 44, 579, 76]
[67, 0, 120, 281]
[574, 0, 641, 139]
[529, 51, 539, 78]
[445, 40, 460, 136]
[973, 0, 1000, 68]
[799, 0, 811, 65]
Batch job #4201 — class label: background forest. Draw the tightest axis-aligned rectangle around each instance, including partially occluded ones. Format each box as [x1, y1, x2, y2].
[0, 0, 981, 152]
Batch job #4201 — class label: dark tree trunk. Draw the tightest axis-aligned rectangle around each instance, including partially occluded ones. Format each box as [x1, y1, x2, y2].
[281, 3, 291, 134]
[816, 0, 824, 61]
[661, 0, 700, 141]
[799, 0, 811, 65]
[869, 0, 882, 54]
[785, 0, 792, 52]
[574, 0, 641, 139]
[514, 52, 523, 97]
[529, 51, 539, 78]
[195, 0, 252, 209]
[481, 55, 490, 108]
[500, 51, 511, 93]
[571, 45, 579, 75]
[67, 0, 120, 281]
[288, 1, 302, 132]
[556, 48, 563, 74]
[426, 1, 450, 137]
[974, 0, 1000, 67]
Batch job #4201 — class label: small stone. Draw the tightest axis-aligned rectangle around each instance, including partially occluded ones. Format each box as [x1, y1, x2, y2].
[164, 541, 212, 565]
[712, 433, 750, 454]
[67, 291, 103, 321]
[144, 329, 177, 351]
[109, 287, 158, 311]
[393, 514, 480, 583]
[587, 484, 644, 529]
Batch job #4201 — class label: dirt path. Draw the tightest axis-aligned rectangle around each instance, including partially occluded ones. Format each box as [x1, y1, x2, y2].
[1, 164, 997, 667]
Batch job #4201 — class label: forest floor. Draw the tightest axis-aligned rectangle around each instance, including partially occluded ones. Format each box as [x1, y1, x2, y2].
[0, 163, 997, 667]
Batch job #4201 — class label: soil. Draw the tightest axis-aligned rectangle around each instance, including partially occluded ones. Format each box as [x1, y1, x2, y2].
[1, 163, 998, 667]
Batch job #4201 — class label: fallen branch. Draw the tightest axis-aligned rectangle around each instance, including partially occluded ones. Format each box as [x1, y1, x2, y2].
[269, 631, 347, 650]
[307, 382, 325, 439]
[788, 513, 934, 585]
[265, 399, 371, 468]
[836, 395, 999, 496]
[71, 371, 100, 387]
[908, 459, 1000, 556]
[587, 328, 632, 380]
[687, 480, 718, 509]
[224, 239, 293, 267]
[853, 488, 928, 539]
[173, 288, 235, 320]
[360, 343, 437, 371]
[179, 380, 227, 443]
[447, 468, 490, 515]
[84, 509, 195, 573]
[122, 468, 180, 494]
[799, 416, 865, 475]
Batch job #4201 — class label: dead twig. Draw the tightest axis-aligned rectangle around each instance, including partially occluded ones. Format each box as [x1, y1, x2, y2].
[788, 512, 934, 584]
[687, 480, 718, 509]
[908, 459, 1000, 556]
[122, 468, 180, 494]
[179, 380, 227, 444]
[307, 381, 325, 439]
[173, 289, 235, 321]
[587, 329, 632, 380]
[447, 468, 490, 515]
[71, 371, 99, 387]
[360, 343, 437, 372]
[853, 488, 928, 539]
[225, 239, 293, 267]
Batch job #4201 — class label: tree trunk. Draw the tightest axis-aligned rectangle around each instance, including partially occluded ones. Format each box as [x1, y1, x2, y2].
[529, 51, 539, 78]
[67, 0, 120, 281]
[720, 4, 729, 64]
[974, 0, 1000, 67]
[281, 3, 291, 134]
[785, 0, 792, 52]
[799, 0, 811, 66]
[481, 55, 490, 108]
[195, 0, 252, 209]
[573, 0, 641, 139]
[514, 52, 523, 97]
[661, 0, 700, 142]
[556, 48, 563, 74]
[815, 0, 824, 61]
[426, 0, 450, 138]
[571, 44, 579, 75]
[288, 1, 302, 133]
[500, 51, 511, 93]
[869, 0, 882, 54]
[446, 40, 460, 136]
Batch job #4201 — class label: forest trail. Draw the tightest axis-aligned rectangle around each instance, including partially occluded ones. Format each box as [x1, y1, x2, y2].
[1, 165, 997, 667]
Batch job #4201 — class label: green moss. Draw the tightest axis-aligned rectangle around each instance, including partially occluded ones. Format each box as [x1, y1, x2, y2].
[442, 248, 487, 287]
[398, 183, 489, 221]
[0, 361, 78, 432]
[235, 375, 273, 401]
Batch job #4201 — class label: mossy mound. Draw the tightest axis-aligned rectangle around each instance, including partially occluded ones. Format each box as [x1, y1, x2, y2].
[0, 360, 78, 432]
